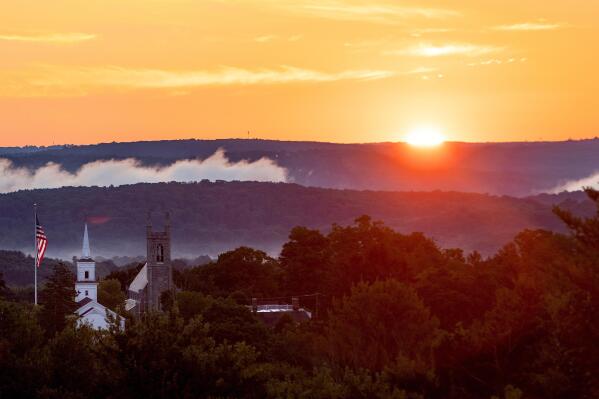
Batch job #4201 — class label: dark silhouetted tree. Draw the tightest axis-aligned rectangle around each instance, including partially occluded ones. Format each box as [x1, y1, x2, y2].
[39, 263, 77, 336]
[280, 226, 331, 295]
[0, 272, 8, 299]
[327, 279, 441, 377]
[98, 278, 126, 311]
[553, 187, 599, 253]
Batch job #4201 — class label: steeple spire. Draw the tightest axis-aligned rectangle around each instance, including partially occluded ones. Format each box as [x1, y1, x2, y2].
[82, 224, 91, 258]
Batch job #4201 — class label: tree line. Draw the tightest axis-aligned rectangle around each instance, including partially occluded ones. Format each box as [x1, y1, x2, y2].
[1, 181, 591, 258]
[0, 189, 597, 398]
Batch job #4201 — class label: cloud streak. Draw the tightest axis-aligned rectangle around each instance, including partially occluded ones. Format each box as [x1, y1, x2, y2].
[0, 32, 96, 43]
[494, 21, 566, 31]
[386, 43, 500, 57]
[253, 35, 277, 43]
[290, 1, 460, 22]
[0, 149, 287, 193]
[468, 57, 527, 67]
[219, 0, 460, 23]
[3, 65, 394, 96]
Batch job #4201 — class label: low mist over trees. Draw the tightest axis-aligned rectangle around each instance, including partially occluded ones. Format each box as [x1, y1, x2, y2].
[0, 189, 597, 398]
[0, 181, 595, 259]
[3, 138, 599, 195]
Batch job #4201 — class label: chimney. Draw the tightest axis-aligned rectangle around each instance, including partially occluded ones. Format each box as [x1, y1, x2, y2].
[292, 297, 299, 311]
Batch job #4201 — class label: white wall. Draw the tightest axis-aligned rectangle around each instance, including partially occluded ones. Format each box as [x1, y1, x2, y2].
[75, 282, 98, 302]
[77, 310, 125, 330]
[77, 260, 96, 281]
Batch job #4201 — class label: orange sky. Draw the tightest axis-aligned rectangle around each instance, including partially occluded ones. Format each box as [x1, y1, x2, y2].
[1, 0, 598, 146]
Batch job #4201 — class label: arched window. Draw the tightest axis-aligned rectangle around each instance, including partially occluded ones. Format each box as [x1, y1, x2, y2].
[157, 244, 164, 262]
[84, 271, 89, 279]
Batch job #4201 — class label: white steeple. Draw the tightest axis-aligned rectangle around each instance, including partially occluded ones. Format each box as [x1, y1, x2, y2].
[82, 223, 91, 258]
[76, 223, 97, 302]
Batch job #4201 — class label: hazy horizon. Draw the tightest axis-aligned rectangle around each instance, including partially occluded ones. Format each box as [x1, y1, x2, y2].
[3, 135, 599, 149]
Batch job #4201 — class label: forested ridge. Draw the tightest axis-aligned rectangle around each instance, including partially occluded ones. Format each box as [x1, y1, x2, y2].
[0, 181, 594, 258]
[3, 138, 599, 195]
[0, 189, 597, 398]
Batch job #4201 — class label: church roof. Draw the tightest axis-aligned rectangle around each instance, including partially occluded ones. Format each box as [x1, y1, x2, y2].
[125, 298, 137, 311]
[75, 299, 125, 331]
[129, 263, 148, 293]
[80, 307, 95, 317]
[75, 298, 119, 318]
[78, 297, 93, 307]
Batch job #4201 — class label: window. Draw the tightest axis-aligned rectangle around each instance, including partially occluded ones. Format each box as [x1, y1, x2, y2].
[85, 290, 88, 296]
[84, 271, 89, 279]
[157, 244, 164, 262]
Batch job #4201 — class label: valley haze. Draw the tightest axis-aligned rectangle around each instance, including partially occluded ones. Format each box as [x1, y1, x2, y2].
[1, 138, 599, 195]
[0, 138, 597, 260]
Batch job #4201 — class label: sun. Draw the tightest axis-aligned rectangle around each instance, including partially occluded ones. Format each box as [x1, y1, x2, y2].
[405, 127, 446, 147]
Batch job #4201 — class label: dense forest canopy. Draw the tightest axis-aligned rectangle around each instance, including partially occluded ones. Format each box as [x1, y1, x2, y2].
[0, 189, 597, 398]
[2, 138, 599, 195]
[0, 181, 594, 258]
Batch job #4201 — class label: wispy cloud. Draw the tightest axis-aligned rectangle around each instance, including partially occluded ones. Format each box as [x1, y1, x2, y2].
[468, 57, 527, 67]
[254, 35, 277, 43]
[2, 65, 395, 97]
[65, 65, 394, 87]
[0, 32, 96, 43]
[386, 42, 501, 57]
[253, 34, 303, 43]
[403, 67, 443, 81]
[494, 20, 566, 31]
[268, 1, 460, 24]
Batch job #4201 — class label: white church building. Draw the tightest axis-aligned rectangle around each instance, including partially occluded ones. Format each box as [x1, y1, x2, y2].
[74, 224, 124, 330]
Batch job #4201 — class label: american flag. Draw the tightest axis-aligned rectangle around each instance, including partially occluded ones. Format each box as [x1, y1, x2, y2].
[35, 216, 48, 268]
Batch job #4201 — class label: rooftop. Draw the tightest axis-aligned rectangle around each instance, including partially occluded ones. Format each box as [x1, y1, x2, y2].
[128, 263, 148, 293]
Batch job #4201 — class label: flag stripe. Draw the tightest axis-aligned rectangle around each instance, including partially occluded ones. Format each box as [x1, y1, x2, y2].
[35, 216, 47, 268]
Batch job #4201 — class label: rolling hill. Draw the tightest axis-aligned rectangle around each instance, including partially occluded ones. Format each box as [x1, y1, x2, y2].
[0, 181, 593, 261]
[2, 138, 599, 196]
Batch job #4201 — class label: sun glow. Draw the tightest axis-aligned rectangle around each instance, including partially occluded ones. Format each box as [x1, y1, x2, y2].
[405, 127, 446, 147]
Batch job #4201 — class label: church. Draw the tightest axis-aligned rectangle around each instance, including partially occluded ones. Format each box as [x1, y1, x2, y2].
[73, 211, 173, 328]
[125, 212, 174, 316]
[74, 224, 125, 330]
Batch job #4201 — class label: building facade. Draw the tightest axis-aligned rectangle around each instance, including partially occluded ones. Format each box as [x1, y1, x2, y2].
[75, 225, 97, 302]
[74, 224, 124, 330]
[126, 212, 174, 316]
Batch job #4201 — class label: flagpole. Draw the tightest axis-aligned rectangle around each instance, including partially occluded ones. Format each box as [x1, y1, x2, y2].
[34, 203, 38, 306]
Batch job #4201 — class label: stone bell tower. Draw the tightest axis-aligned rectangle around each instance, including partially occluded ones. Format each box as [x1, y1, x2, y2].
[146, 211, 173, 311]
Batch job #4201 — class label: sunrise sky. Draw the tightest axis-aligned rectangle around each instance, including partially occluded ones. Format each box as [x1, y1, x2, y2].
[1, 0, 598, 146]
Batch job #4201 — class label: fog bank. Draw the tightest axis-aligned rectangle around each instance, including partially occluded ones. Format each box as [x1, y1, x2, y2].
[550, 171, 599, 193]
[0, 149, 287, 193]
